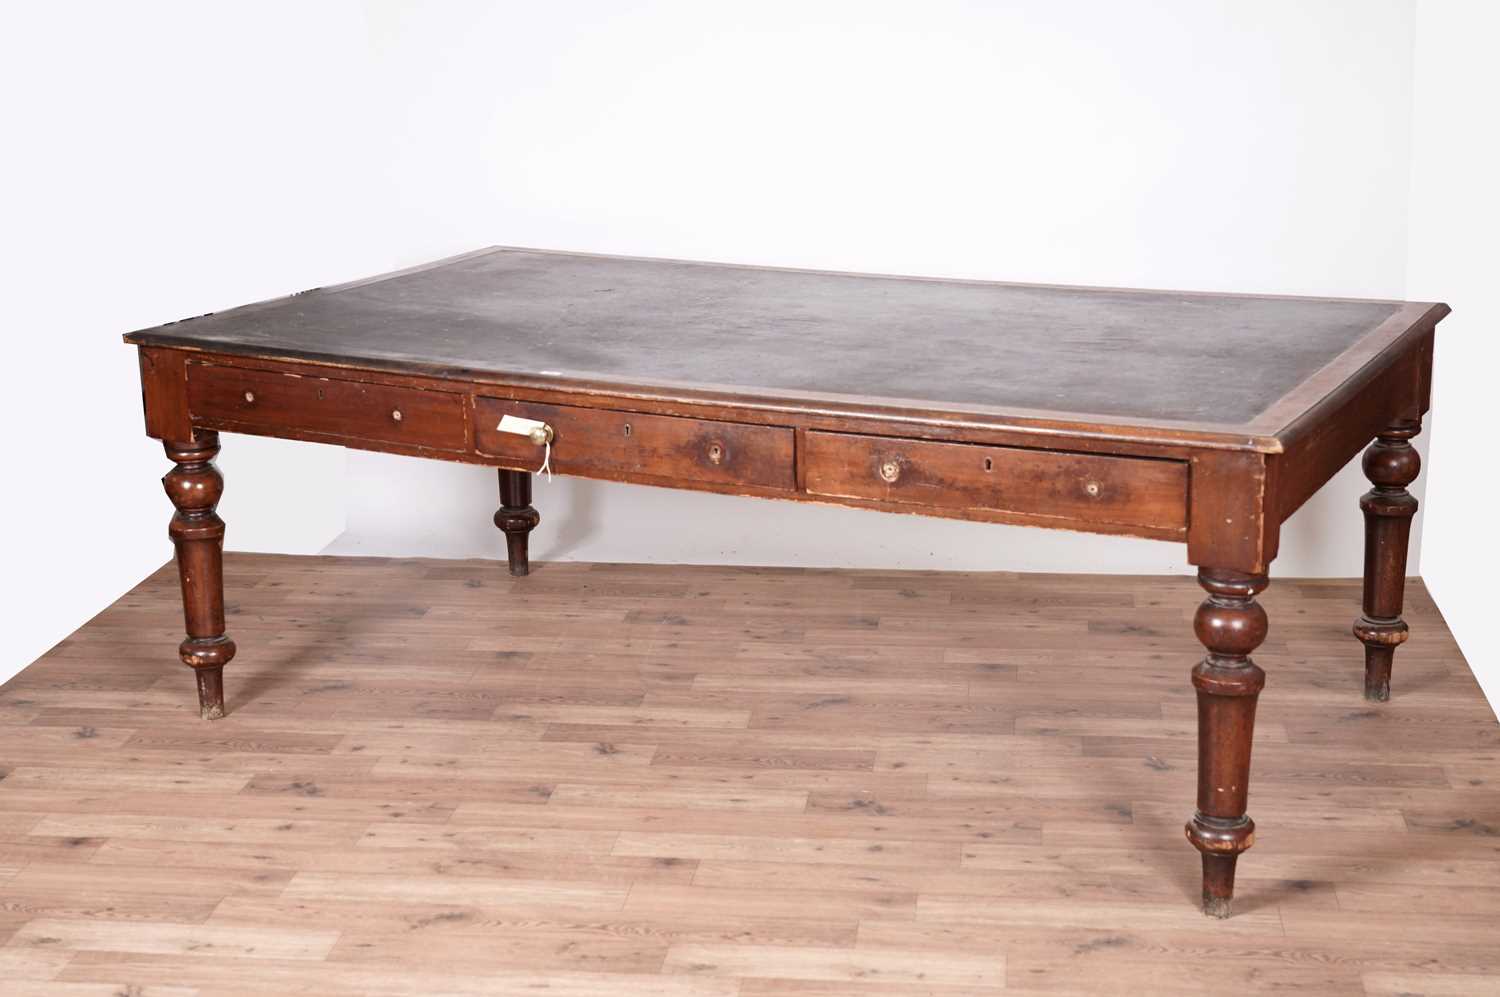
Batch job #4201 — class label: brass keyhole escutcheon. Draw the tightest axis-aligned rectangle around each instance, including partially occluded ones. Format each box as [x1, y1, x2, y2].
[879, 459, 901, 483]
[623, 423, 632, 437]
[707, 442, 724, 465]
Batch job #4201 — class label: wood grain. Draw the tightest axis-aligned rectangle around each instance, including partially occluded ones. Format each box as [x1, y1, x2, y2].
[188, 360, 468, 452]
[475, 395, 796, 491]
[1, 555, 1494, 995]
[802, 430, 1188, 532]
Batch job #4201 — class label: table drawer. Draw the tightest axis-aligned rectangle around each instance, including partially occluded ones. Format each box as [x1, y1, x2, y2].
[803, 431, 1187, 530]
[475, 397, 796, 491]
[188, 363, 467, 450]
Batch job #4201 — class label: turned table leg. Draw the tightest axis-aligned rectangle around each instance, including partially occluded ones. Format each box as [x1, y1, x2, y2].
[1354, 419, 1421, 702]
[1185, 568, 1268, 918]
[163, 433, 236, 719]
[495, 469, 540, 577]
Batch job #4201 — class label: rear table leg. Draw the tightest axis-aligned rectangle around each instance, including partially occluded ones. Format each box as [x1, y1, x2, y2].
[1354, 419, 1421, 702]
[495, 469, 540, 576]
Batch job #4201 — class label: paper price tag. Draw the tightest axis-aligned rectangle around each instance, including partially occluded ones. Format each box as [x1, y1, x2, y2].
[495, 415, 553, 481]
[497, 414, 549, 438]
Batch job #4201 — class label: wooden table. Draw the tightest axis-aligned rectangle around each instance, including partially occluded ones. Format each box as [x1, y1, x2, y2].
[124, 247, 1448, 917]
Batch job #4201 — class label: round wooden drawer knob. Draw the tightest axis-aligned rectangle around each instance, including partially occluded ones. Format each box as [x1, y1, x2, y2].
[391, 409, 402, 422]
[879, 460, 901, 483]
[243, 391, 255, 403]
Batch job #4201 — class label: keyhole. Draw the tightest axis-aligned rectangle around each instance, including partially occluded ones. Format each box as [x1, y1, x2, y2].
[707, 442, 723, 464]
[983, 457, 993, 472]
[623, 423, 632, 437]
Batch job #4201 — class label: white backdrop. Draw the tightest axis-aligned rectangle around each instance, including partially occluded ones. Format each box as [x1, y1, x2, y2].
[1, 3, 381, 673]
[332, 0, 1422, 581]
[3, 1, 1490, 709]
[1405, 1, 1498, 709]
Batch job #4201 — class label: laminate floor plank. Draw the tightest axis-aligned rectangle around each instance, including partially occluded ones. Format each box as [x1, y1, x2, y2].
[0, 554, 1493, 995]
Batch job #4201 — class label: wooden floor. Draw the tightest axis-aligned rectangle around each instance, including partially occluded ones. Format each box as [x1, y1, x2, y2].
[2, 554, 1498, 996]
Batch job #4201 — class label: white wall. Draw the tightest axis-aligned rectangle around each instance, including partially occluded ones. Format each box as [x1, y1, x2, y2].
[9, 2, 1488, 706]
[332, 0, 1421, 579]
[1406, 0, 1499, 709]
[0, 3, 388, 682]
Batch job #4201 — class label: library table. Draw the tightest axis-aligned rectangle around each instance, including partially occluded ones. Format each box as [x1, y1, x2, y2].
[124, 247, 1448, 916]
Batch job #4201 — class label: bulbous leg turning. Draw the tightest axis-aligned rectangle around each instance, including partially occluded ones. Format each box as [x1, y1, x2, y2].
[1355, 419, 1421, 702]
[1185, 568, 1268, 918]
[163, 433, 236, 719]
[495, 469, 540, 576]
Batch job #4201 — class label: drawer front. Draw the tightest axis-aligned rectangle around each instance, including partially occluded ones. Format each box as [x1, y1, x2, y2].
[188, 363, 467, 450]
[475, 397, 795, 491]
[803, 431, 1187, 530]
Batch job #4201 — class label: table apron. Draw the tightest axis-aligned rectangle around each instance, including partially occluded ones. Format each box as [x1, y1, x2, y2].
[144, 354, 1201, 543]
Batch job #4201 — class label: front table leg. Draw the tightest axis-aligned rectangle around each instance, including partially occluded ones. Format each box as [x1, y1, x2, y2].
[163, 433, 236, 719]
[1354, 419, 1422, 701]
[494, 469, 540, 576]
[1185, 568, 1268, 918]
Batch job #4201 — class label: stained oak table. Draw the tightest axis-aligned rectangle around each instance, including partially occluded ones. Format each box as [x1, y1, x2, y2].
[125, 247, 1448, 917]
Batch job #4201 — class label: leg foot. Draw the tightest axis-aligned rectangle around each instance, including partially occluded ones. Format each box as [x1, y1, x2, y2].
[1200, 852, 1239, 919]
[495, 469, 540, 576]
[1354, 419, 1420, 701]
[164, 433, 236, 719]
[1358, 643, 1397, 702]
[193, 662, 226, 720]
[1185, 568, 1267, 918]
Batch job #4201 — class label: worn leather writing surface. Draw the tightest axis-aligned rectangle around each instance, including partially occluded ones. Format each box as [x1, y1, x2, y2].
[127, 248, 1403, 425]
